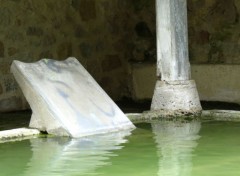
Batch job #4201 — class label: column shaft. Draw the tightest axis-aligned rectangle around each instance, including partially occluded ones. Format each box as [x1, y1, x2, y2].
[156, 0, 190, 81]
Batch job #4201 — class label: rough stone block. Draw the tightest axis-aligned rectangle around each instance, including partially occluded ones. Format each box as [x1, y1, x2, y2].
[151, 80, 202, 116]
[11, 57, 135, 138]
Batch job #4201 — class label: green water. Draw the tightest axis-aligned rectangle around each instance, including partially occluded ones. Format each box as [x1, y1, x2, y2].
[1, 121, 240, 176]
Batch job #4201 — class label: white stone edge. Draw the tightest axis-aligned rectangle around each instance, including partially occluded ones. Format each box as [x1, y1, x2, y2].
[0, 128, 41, 143]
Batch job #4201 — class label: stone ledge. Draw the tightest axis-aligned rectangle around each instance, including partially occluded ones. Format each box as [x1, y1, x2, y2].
[201, 110, 240, 121]
[127, 110, 240, 122]
[0, 128, 40, 143]
[126, 111, 201, 123]
[1, 110, 240, 143]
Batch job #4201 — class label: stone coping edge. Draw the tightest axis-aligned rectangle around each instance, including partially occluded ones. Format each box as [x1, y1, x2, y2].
[1, 110, 240, 143]
[126, 110, 240, 122]
[0, 128, 40, 143]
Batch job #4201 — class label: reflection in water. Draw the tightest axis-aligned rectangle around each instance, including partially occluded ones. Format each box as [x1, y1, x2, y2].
[24, 130, 132, 176]
[0, 140, 32, 176]
[152, 120, 201, 176]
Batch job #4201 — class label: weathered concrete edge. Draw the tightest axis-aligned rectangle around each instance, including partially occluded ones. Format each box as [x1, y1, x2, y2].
[201, 110, 240, 121]
[0, 128, 41, 143]
[126, 110, 240, 122]
[1, 110, 240, 143]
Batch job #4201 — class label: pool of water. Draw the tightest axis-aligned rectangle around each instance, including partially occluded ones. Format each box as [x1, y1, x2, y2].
[1, 120, 240, 176]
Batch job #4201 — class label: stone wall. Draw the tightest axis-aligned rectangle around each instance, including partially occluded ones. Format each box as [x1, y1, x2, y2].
[188, 0, 240, 64]
[0, 0, 156, 112]
[127, 0, 240, 64]
[0, 0, 239, 111]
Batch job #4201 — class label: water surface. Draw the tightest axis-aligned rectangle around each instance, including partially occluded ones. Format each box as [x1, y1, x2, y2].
[1, 121, 240, 176]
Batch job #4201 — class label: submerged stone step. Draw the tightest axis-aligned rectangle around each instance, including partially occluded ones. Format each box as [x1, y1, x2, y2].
[11, 57, 135, 138]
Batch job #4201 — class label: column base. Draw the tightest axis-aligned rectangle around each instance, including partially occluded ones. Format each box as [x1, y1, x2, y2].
[151, 80, 202, 116]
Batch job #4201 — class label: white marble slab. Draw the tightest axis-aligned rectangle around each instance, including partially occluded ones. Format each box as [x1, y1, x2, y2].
[11, 57, 135, 138]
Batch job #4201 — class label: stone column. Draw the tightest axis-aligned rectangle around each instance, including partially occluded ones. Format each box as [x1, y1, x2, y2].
[151, 0, 202, 115]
